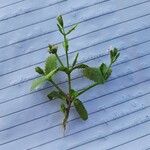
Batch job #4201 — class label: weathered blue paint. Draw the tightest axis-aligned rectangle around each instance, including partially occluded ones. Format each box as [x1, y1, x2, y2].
[0, 0, 150, 149]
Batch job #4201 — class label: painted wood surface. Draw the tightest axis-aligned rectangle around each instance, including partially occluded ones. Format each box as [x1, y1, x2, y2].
[0, 0, 150, 149]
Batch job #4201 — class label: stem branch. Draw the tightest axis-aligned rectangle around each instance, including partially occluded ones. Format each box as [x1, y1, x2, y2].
[78, 82, 98, 96]
[63, 33, 71, 93]
[78, 63, 113, 96]
[63, 99, 72, 130]
[55, 53, 64, 67]
[61, 27, 73, 131]
[49, 79, 66, 97]
[68, 73, 71, 93]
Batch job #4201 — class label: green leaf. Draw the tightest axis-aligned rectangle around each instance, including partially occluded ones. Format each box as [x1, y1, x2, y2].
[72, 64, 88, 70]
[45, 55, 57, 75]
[72, 53, 79, 67]
[110, 48, 120, 64]
[73, 99, 88, 120]
[70, 64, 88, 73]
[47, 90, 65, 100]
[35, 67, 44, 75]
[106, 67, 112, 80]
[58, 66, 70, 74]
[45, 68, 59, 80]
[99, 63, 107, 75]
[66, 24, 78, 35]
[114, 53, 120, 62]
[31, 76, 46, 91]
[99, 63, 112, 80]
[83, 67, 104, 83]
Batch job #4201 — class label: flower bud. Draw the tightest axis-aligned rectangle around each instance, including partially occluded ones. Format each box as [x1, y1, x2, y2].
[110, 48, 120, 64]
[35, 67, 44, 75]
[57, 15, 64, 28]
[48, 45, 58, 54]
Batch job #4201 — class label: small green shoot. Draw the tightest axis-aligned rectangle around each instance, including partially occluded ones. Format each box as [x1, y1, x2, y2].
[31, 15, 120, 131]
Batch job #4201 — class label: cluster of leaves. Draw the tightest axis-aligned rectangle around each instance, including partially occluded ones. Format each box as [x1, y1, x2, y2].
[31, 15, 120, 130]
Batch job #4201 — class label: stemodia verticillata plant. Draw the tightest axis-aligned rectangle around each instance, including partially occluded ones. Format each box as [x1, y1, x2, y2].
[31, 15, 120, 130]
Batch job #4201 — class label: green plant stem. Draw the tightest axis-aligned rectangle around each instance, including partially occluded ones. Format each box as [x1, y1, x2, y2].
[64, 37, 69, 67]
[61, 28, 73, 130]
[66, 48, 71, 93]
[63, 99, 71, 130]
[55, 53, 64, 67]
[104, 63, 113, 79]
[78, 82, 99, 96]
[50, 77, 71, 130]
[78, 63, 113, 96]
[63, 33, 72, 93]
[67, 73, 71, 92]
[108, 63, 113, 69]
[49, 79, 66, 97]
